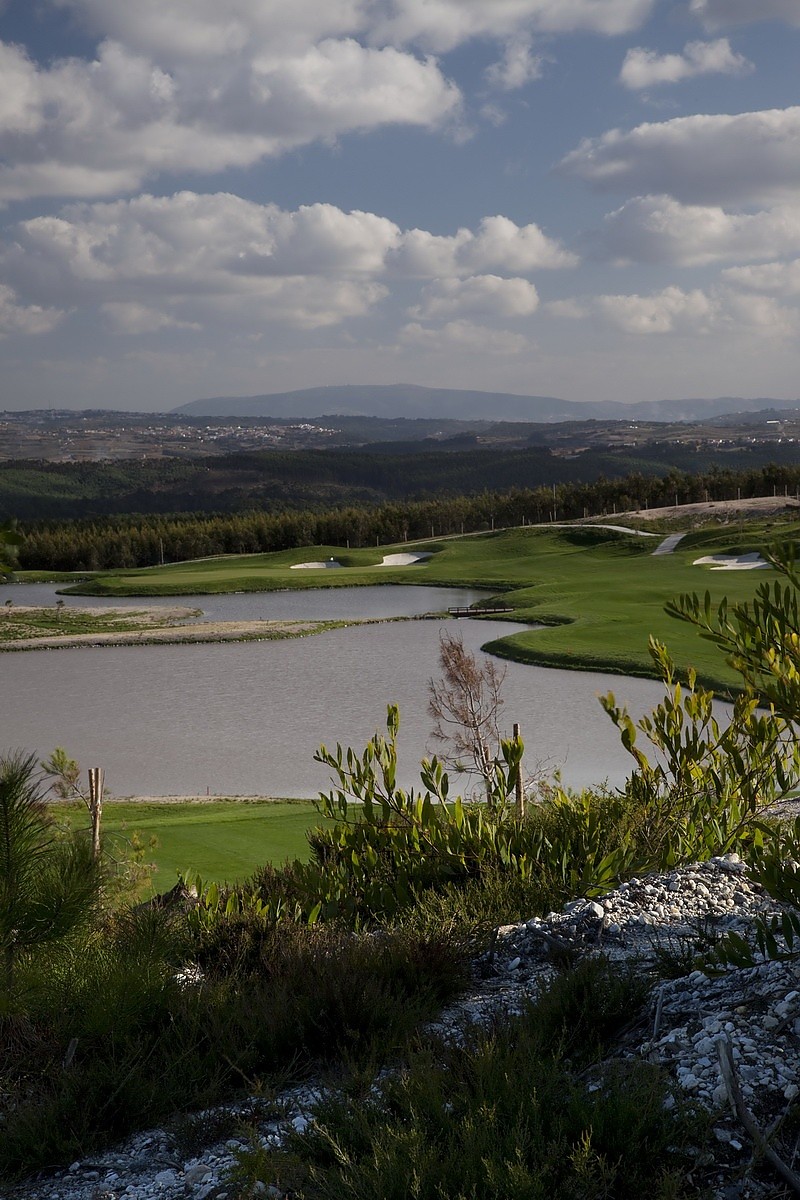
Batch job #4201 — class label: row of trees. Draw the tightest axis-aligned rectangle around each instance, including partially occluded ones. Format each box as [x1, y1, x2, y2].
[13, 464, 800, 573]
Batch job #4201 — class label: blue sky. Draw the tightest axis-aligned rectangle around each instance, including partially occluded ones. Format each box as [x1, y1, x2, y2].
[1, 0, 799, 412]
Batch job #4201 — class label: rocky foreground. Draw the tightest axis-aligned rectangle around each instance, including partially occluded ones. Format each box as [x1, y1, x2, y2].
[10, 857, 800, 1200]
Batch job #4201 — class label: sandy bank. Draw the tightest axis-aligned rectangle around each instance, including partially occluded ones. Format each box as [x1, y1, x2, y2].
[0, 617, 343, 651]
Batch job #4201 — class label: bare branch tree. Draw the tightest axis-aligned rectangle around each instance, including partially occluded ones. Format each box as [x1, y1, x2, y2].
[428, 629, 507, 802]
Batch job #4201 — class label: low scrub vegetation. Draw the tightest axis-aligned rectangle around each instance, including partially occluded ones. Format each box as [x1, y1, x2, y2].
[230, 960, 704, 1200]
[0, 806, 466, 1177]
[3, 543, 800, 1189]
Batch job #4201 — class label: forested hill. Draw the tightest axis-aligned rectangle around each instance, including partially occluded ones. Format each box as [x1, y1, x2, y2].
[4, 441, 800, 521]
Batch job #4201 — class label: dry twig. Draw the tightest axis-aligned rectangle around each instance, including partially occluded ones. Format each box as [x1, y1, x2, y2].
[716, 1035, 800, 1195]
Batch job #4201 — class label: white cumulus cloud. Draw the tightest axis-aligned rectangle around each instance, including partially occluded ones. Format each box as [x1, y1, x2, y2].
[0, 37, 460, 202]
[548, 283, 800, 337]
[50, 0, 372, 60]
[0, 192, 565, 334]
[370, 0, 656, 52]
[558, 107, 800, 205]
[0, 284, 63, 336]
[593, 285, 716, 333]
[400, 319, 528, 354]
[101, 302, 201, 333]
[53, 0, 657, 57]
[391, 215, 576, 277]
[410, 274, 539, 319]
[723, 259, 800, 296]
[619, 38, 752, 89]
[587, 195, 800, 265]
[485, 37, 544, 90]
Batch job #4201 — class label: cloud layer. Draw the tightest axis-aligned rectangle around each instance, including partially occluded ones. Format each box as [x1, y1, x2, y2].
[0, 193, 571, 334]
[0, 0, 667, 203]
[1, 0, 799, 408]
[690, 0, 800, 29]
[53, 0, 658, 57]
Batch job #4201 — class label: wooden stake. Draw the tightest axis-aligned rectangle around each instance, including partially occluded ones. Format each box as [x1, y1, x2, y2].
[88, 767, 104, 861]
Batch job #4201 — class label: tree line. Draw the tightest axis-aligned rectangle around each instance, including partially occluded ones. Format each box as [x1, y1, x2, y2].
[16, 463, 800, 572]
[4, 439, 800, 521]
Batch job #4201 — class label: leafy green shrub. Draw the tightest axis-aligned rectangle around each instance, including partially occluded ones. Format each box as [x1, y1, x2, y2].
[601, 639, 800, 869]
[248, 708, 638, 928]
[602, 539, 800, 968]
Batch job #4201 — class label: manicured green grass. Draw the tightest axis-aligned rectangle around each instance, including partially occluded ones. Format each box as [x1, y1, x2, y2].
[61, 545, 399, 596]
[59, 800, 331, 894]
[60, 521, 800, 689]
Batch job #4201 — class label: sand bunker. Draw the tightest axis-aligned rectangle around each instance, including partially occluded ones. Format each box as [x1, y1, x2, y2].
[693, 553, 769, 571]
[291, 552, 431, 570]
[290, 559, 343, 570]
[379, 552, 432, 566]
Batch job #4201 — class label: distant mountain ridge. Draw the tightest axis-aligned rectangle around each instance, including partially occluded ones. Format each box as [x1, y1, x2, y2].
[173, 384, 799, 423]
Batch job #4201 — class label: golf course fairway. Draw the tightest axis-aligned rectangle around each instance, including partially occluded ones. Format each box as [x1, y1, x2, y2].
[60, 520, 800, 691]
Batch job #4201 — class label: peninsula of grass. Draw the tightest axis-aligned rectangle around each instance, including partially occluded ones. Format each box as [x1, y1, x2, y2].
[55, 520, 800, 690]
[58, 798, 331, 895]
[0, 602, 364, 651]
[0, 604, 193, 645]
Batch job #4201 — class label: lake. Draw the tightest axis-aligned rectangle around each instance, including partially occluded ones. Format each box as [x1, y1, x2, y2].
[0, 583, 679, 798]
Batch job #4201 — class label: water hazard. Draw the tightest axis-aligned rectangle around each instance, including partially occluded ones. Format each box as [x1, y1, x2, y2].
[0, 584, 678, 797]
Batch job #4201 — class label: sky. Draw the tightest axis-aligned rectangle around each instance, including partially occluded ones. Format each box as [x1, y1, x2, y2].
[1, 0, 799, 413]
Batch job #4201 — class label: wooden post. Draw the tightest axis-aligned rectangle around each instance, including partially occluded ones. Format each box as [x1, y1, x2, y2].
[88, 767, 104, 861]
[513, 723, 525, 820]
[482, 743, 493, 809]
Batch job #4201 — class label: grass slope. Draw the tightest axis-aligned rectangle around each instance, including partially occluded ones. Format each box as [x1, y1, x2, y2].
[60, 800, 328, 894]
[58, 521, 799, 689]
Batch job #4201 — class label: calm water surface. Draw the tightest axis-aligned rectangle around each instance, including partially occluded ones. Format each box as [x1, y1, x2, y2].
[0, 582, 489, 621]
[0, 584, 682, 796]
